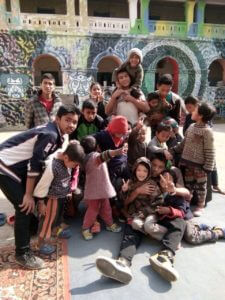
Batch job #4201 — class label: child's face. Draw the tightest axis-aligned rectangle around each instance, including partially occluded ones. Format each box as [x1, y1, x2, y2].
[136, 164, 149, 182]
[90, 84, 102, 98]
[40, 78, 55, 95]
[137, 127, 147, 143]
[151, 159, 166, 178]
[117, 72, 131, 88]
[129, 54, 140, 68]
[156, 130, 171, 143]
[157, 84, 172, 99]
[148, 99, 159, 108]
[82, 108, 97, 123]
[64, 155, 79, 169]
[56, 113, 79, 135]
[191, 107, 202, 122]
[185, 103, 197, 114]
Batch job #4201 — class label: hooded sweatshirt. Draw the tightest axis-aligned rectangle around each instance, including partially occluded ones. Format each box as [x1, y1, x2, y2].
[124, 157, 164, 217]
[112, 48, 144, 89]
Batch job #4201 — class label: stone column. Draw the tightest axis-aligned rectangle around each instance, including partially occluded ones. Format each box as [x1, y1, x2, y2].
[67, 0, 76, 27]
[196, 0, 206, 36]
[128, 0, 138, 28]
[79, 0, 88, 28]
[185, 0, 196, 35]
[10, 0, 20, 28]
[0, 0, 7, 29]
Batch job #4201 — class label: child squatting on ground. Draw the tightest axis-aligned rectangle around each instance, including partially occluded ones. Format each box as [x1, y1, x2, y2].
[34, 141, 85, 255]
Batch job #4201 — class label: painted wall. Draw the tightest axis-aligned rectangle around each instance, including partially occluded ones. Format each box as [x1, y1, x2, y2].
[1, 29, 225, 129]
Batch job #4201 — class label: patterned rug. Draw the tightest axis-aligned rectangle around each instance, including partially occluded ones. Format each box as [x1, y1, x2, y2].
[0, 241, 70, 300]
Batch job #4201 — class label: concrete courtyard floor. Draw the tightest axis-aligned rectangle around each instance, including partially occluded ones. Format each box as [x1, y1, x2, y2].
[0, 124, 225, 299]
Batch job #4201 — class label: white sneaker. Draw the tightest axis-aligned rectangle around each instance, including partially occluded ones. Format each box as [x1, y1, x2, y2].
[96, 256, 133, 284]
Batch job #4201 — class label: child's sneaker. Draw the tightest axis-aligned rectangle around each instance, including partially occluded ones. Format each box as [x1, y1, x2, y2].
[212, 227, 225, 239]
[82, 229, 93, 240]
[149, 250, 179, 282]
[106, 223, 122, 233]
[91, 221, 101, 233]
[193, 207, 204, 217]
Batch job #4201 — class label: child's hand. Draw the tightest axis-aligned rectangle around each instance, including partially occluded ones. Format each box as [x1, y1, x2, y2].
[116, 145, 128, 156]
[136, 117, 144, 129]
[136, 183, 156, 195]
[164, 150, 173, 160]
[156, 206, 170, 215]
[122, 179, 130, 192]
[160, 173, 176, 194]
[38, 201, 46, 217]
[113, 89, 127, 99]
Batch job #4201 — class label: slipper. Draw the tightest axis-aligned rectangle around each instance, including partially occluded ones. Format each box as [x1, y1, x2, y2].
[0, 213, 6, 226]
[57, 227, 72, 239]
[39, 244, 56, 255]
[7, 215, 15, 226]
[91, 221, 101, 233]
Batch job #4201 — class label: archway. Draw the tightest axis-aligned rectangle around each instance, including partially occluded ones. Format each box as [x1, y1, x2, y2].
[208, 59, 225, 87]
[32, 54, 62, 86]
[97, 55, 121, 86]
[155, 57, 179, 93]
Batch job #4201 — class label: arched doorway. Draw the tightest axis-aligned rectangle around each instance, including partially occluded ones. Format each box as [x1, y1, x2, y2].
[32, 54, 62, 86]
[155, 57, 179, 93]
[97, 55, 121, 86]
[208, 59, 225, 87]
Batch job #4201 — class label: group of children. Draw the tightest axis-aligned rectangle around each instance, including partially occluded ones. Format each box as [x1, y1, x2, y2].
[0, 47, 224, 285]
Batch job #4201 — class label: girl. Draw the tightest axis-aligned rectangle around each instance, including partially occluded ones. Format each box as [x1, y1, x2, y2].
[89, 82, 107, 119]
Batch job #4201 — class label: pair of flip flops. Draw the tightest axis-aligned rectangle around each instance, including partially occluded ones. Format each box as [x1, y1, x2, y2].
[0, 213, 6, 226]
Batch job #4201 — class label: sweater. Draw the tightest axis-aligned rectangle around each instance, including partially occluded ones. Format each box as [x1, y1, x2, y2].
[25, 91, 62, 129]
[172, 123, 215, 172]
[148, 136, 168, 154]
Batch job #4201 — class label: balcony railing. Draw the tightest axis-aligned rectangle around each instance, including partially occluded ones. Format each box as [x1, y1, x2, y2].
[203, 23, 225, 39]
[88, 17, 130, 34]
[148, 20, 187, 37]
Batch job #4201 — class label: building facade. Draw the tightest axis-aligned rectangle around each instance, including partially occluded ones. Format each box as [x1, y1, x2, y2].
[0, 0, 225, 129]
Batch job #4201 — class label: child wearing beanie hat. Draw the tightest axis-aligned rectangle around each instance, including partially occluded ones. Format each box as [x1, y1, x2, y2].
[112, 48, 144, 89]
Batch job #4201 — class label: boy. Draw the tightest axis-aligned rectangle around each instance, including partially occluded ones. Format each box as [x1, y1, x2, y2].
[157, 74, 186, 124]
[183, 95, 199, 135]
[148, 123, 173, 161]
[127, 118, 151, 169]
[112, 48, 144, 89]
[25, 73, 62, 129]
[70, 100, 105, 141]
[171, 102, 216, 216]
[34, 141, 85, 254]
[0, 104, 80, 269]
[105, 69, 149, 125]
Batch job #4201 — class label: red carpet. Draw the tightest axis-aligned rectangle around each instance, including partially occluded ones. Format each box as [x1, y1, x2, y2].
[0, 241, 70, 299]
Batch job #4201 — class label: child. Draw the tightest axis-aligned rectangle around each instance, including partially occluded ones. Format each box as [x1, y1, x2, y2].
[89, 82, 108, 119]
[148, 123, 173, 161]
[105, 69, 149, 125]
[149, 170, 191, 282]
[112, 48, 144, 89]
[171, 102, 216, 216]
[0, 104, 80, 269]
[183, 95, 198, 135]
[145, 92, 167, 138]
[80, 135, 123, 240]
[25, 73, 62, 129]
[157, 74, 186, 124]
[70, 100, 105, 141]
[121, 157, 165, 238]
[34, 141, 85, 254]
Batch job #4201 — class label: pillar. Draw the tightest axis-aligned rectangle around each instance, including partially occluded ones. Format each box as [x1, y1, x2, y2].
[128, 0, 138, 28]
[0, 0, 7, 29]
[10, 0, 20, 28]
[185, 0, 196, 35]
[196, 0, 206, 36]
[67, 0, 76, 27]
[79, 0, 88, 28]
[141, 0, 150, 31]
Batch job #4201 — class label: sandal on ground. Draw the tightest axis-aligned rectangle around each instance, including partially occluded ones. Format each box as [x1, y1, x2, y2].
[0, 213, 6, 226]
[7, 215, 15, 226]
[56, 227, 72, 239]
[39, 244, 56, 255]
[91, 221, 101, 233]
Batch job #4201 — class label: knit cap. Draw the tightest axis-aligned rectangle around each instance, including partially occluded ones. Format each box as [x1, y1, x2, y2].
[107, 116, 129, 135]
[127, 48, 143, 63]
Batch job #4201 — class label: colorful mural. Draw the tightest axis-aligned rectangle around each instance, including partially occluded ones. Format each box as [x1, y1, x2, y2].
[0, 28, 225, 128]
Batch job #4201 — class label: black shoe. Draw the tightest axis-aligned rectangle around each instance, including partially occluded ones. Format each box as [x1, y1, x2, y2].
[15, 251, 44, 270]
